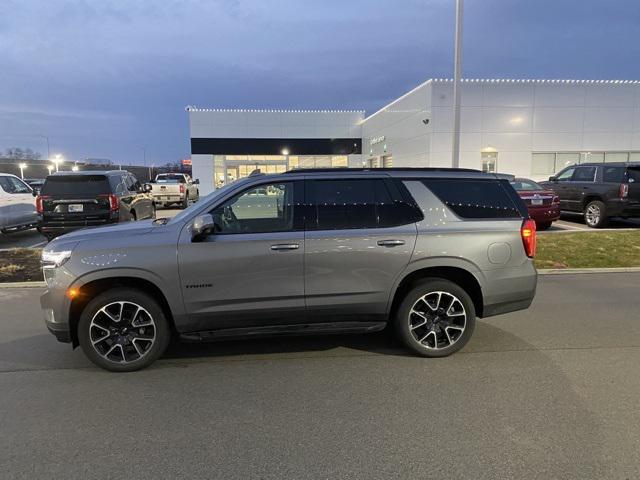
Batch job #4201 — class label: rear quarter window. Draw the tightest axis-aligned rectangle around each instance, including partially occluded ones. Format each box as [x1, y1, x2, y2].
[421, 178, 523, 219]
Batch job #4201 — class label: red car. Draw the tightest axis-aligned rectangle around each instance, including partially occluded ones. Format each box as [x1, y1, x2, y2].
[510, 178, 560, 230]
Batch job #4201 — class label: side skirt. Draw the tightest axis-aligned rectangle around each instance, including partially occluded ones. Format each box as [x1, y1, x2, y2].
[179, 321, 387, 342]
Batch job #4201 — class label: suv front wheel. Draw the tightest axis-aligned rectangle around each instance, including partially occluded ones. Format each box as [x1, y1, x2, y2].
[78, 288, 171, 372]
[396, 279, 476, 357]
[584, 200, 608, 228]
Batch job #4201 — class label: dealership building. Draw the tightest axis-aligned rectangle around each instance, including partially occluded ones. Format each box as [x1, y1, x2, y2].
[189, 78, 640, 195]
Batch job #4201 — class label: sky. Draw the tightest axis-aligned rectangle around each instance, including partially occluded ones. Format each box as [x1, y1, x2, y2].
[1, 0, 639, 166]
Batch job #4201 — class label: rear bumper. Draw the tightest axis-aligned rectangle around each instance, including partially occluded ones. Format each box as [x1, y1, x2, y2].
[152, 194, 184, 203]
[528, 205, 560, 223]
[38, 217, 118, 237]
[480, 261, 537, 318]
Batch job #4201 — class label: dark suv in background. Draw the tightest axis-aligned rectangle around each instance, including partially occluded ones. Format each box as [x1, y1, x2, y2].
[37, 170, 155, 240]
[541, 162, 640, 228]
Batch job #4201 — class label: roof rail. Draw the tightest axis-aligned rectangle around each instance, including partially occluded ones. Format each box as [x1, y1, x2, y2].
[284, 167, 481, 174]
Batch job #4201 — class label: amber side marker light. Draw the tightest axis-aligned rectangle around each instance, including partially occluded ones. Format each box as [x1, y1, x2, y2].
[521, 219, 537, 258]
[66, 288, 80, 300]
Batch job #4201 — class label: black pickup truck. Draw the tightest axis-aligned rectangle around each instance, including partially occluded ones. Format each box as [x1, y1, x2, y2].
[539, 162, 640, 228]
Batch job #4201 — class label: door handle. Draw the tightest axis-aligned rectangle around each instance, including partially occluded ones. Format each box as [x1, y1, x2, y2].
[270, 243, 299, 251]
[377, 239, 405, 247]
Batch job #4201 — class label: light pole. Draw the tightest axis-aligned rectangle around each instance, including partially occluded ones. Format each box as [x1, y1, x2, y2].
[53, 154, 63, 172]
[37, 135, 50, 159]
[47, 165, 54, 175]
[71, 165, 79, 172]
[451, 0, 464, 168]
[19, 163, 27, 179]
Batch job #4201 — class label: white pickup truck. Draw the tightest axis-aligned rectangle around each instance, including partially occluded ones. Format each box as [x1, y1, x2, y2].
[149, 173, 199, 209]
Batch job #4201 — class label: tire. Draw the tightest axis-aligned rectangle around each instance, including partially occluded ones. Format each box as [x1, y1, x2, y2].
[584, 200, 608, 228]
[181, 195, 189, 209]
[151, 203, 157, 219]
[395, 279, 476, 358]
[130, 210, 137, 221]
[536, 221, 552, 231]
[77, 288, 171, 372]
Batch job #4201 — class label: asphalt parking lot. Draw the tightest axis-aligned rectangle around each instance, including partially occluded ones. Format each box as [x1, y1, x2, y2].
[1, 273, 639, 479]
[0, 208, 183, 249]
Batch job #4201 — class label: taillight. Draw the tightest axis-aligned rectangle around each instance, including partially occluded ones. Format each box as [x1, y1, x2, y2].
[179, 184, 185, 194]
[35, 195, 50, 214]
[552, 196, 560, 204]
[99, 194, 119, 212]
[619, 184, 629, 199]
[521, 219, 537, 258]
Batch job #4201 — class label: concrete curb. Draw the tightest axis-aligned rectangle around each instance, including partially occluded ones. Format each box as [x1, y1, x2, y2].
[0, 281, 46, 288]
[538, 267, 640, 275]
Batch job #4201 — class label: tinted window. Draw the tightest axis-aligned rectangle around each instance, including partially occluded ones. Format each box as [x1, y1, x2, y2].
[307, 179, 420, 230]
[510, 179, 544, 191]
[41, 175, 111, 196]
[627, 167, 640, 183]
[310, 179, 376, 230]
[573, 167, 596, 182]
[0, 176, 32, 194]
[210, 182, 294, 234]
[603, 166, 625, 183]
[421, 179, 521, 219]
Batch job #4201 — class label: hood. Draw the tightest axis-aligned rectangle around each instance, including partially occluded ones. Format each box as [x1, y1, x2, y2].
[51, 219, 156, 243]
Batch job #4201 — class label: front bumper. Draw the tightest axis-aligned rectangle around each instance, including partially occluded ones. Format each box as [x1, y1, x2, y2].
[40, 267, 75, 344]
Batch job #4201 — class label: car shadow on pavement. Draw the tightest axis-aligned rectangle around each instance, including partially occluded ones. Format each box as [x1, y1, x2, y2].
[161, 320, 537, 362]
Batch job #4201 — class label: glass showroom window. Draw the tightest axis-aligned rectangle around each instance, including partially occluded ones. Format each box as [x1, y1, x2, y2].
[605, 152, 629, 163]
[531, 153, 556, 175]
[481, 152, 497, 173]
[556, 153, 580, 170]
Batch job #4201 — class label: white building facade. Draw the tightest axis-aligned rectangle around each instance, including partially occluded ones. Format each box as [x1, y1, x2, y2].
[189, 79, 640, 194]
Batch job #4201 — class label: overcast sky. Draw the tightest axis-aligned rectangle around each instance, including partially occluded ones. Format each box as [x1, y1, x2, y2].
[1, 0, 639, 165]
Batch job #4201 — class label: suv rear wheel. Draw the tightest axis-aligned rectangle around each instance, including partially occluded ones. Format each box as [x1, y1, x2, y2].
[584, 200, 608, 228]
[395, 279, 476, 357]
[77, 289, 171, 372]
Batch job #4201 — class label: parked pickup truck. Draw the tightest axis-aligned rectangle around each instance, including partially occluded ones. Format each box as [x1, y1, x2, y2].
[150, 173, 199, 209]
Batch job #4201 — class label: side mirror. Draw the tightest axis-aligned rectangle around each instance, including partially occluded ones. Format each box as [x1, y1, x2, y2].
[32, 189, 38, 197]
[194, 178, 200, 185]
[191, 214, 215, 241]
[143, 183, 153, 192]
[548, 176, 557, 182]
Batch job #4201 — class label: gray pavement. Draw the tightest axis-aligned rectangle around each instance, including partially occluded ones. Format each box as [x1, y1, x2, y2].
[1, 273, 639, 479]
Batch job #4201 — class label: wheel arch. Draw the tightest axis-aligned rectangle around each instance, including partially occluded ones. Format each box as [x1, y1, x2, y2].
[388, 265, 484, 322]
[582, 195, 604, 209]
[68, 276, 176, 348]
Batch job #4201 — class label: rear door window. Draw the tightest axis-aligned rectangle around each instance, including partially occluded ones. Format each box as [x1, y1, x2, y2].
[306, 178, 422, 230]
[41, 175, 111, 196]
[421, 179, 522, 219]
[572, 166, 596, 182]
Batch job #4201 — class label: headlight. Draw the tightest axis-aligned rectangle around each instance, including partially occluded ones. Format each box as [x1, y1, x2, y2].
[41, 250, 73, 269]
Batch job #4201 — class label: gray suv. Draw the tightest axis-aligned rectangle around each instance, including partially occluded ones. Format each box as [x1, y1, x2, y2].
[40, 168, 537, 371]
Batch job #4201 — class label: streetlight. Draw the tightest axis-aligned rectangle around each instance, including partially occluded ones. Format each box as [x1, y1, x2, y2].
[71, 165, 79, 172]
[451, 0, 464, 168]
[52, 154, 63, 172]
[281, 148, 290, 169]
[18, 163, 27, 179]
[47, 165, 53, 175]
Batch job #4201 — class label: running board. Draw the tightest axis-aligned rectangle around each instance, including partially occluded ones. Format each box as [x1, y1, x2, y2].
[179, 321, 387, 342]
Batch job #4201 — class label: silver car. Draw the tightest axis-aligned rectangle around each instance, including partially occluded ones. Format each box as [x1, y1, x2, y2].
[40, 168, 537, 371]
[0, 173, 38, 233]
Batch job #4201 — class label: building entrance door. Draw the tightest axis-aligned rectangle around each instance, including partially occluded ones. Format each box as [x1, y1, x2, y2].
[224, 159, 289, 184]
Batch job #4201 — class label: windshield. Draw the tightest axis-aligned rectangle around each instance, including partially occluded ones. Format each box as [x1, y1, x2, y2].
[510, 179, 544, 191]
[156, 174, 186, 183]
[167, 180, 248, 224]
